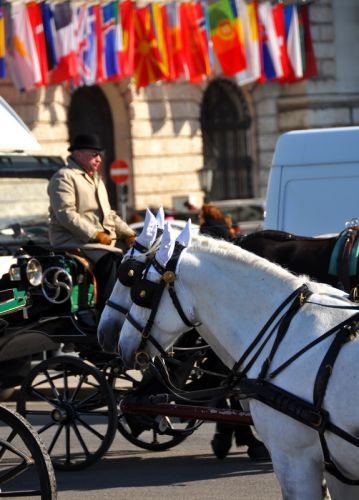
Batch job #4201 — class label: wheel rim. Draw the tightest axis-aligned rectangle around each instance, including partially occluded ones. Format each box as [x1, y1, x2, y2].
[17, 356, 117, 471]
[0, 404, 57, 498]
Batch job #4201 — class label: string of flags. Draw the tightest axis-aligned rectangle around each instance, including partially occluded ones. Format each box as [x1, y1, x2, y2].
[0, 0, 317, 92]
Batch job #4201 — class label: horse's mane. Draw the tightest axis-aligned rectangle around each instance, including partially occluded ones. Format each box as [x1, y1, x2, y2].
[190, 234, 310, 287]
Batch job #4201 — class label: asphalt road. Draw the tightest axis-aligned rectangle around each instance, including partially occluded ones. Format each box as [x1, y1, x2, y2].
[53, 421, 281, 500]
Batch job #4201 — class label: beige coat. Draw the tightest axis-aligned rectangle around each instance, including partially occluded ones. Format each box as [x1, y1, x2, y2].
[48, 158, 133, 263]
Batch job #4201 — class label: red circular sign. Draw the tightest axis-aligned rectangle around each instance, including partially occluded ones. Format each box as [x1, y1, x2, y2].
[110, 160, 129, 184]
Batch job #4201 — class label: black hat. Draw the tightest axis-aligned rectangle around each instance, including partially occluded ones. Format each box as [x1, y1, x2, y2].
[68, 134, 104, 152]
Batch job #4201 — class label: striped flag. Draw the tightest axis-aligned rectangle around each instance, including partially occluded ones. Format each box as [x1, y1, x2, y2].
[284, 4, 303, 81]
[258, 1, 283, 81]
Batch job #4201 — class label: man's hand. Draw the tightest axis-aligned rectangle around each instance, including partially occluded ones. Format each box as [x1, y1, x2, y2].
[124, 233, 137, 249]
[95, 231, 112, 245]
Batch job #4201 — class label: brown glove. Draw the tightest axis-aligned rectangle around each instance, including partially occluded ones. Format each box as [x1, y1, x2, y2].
[94, 231, 112, 245]
[124, 233, 137, 249]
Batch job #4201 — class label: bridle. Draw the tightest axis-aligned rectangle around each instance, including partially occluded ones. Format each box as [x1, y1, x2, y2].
[125, 241, 201, 367]
[105, 239, 157, 316]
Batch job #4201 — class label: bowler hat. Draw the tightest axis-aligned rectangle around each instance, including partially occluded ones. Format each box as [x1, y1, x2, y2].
[68, 134, 104, 152]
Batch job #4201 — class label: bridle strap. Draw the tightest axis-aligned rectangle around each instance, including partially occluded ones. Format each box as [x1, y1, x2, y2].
[106, 299, 129, 315]
[232, 284, 309, 375]
[168, 283, 200, 327]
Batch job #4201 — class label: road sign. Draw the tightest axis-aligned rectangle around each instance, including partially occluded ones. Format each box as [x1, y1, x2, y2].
[109, 160, 129, 184]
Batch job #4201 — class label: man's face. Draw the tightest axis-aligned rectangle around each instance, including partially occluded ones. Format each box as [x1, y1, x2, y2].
[73, 149, 104, 176]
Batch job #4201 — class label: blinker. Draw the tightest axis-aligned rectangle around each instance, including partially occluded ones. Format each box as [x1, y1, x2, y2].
[117, 259, 146, 287]
[131, 278, 163, 309]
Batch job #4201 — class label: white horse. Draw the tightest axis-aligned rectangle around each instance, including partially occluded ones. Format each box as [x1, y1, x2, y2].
[118, 222, 359, 499]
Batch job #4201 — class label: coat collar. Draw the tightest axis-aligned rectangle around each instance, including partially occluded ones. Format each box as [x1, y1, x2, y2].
[67, 157, 98, 185]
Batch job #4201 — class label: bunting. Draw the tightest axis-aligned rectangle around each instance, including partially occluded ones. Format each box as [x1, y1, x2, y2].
[0, 0, 318, 91]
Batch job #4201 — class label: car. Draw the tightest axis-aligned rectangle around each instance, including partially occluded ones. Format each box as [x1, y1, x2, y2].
[212, 198, 265, 235]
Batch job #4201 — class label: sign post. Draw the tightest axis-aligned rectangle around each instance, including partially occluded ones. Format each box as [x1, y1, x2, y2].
[110, 160, 129, 220]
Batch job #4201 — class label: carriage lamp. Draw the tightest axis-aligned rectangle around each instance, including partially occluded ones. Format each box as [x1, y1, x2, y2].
[198, 165, 214, 203]
[26, 258, 43, 286]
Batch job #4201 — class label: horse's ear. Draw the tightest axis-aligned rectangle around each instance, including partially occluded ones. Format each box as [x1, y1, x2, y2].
[176, 219, 192, 248]
[136, 208, 157, 249]
[156, 222, 176, 268]
[155, 206, 165, 230]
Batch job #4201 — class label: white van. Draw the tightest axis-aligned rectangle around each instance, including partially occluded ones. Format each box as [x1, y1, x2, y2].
[264, 126, 359, 236]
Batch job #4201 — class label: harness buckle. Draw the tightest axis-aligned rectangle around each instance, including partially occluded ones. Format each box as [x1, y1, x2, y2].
[162, 270, 176, 283]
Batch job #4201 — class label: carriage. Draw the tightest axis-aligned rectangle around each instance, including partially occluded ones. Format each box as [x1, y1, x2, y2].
[0, 227, 241, 472]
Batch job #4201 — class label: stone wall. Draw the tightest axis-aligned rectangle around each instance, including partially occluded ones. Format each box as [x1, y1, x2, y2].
[130, 82, 205, 209]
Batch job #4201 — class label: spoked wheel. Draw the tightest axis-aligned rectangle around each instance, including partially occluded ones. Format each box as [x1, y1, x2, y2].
[17, 355, 117, 471]
[107, 366, 201, 452]
[0, 404, 57, 498]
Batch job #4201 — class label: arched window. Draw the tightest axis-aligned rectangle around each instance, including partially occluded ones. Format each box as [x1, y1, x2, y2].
[68, 87, 116, 207]
[201, 78, 252, 200]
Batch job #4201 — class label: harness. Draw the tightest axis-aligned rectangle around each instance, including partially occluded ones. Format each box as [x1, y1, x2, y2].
[127, 245, 359, 485]
[329, 226, 359, 291]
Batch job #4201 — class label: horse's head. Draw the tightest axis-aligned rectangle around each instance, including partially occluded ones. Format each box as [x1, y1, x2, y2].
[118, 221, 196, 368]
[97, 207, 164, 353]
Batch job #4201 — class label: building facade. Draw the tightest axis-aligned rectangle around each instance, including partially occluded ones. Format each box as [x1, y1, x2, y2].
[1, 0, 359, 217]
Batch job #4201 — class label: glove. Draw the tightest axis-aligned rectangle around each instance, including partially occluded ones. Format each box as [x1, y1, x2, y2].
[124, 233, 137, 249]
[95, 231, 112, 245]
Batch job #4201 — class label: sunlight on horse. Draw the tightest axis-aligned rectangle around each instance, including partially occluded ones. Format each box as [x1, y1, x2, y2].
[119, 225, 359, 500]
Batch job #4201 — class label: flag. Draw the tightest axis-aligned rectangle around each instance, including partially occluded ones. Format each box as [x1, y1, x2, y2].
[258, 1, 283, 81]
[299, 4, 317, 79]
[40, 1, 58, 71]
[0, 2, 6, 77]
[26, 2, 48, 86]
[208, 0, 246, 76]
[284, 4, 303, 81]
[50, 0, 77, 84]
[150, 3, 172, 80]
[133, 6, 166, 89]
[93, 3, 104, 83]
[166, 1, 185, 79]
[75, 4, 97, 86]
[179, 2, 210, 83]
[235, 0, 261, 85]
[195, 1, 212, 75]
[120, 0, 135, 77]
[272, 3, 291, 82]
[102, 1, 121, 81]
[7, 2, 42, 91]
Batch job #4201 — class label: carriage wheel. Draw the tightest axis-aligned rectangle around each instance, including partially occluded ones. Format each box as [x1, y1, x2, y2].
[17, 355, 117, 471]
[107, 367, 201, 452]
[0, 404, 57, 498]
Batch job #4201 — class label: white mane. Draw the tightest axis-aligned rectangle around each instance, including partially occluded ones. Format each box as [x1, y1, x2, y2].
[190, 234, 306, 289]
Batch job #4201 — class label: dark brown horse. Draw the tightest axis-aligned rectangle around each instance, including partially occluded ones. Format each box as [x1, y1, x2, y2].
[234, 228, 359, 293]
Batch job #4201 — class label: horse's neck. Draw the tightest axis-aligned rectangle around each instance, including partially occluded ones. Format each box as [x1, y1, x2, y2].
[181, 247, 302, 369]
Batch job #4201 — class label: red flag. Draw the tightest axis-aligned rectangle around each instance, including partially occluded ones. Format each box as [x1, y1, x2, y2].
[299, 4, 317, 79]
[179, 3, 210, 83]
[272, 3, 291, 82]
[120, 0, 135, 77]
[151, 3, 176, 81]
[133, 6, 166, 89]
[166, 1, 185, 80]
[26, 2, 48, 86]
[94, 4, 104, 83]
